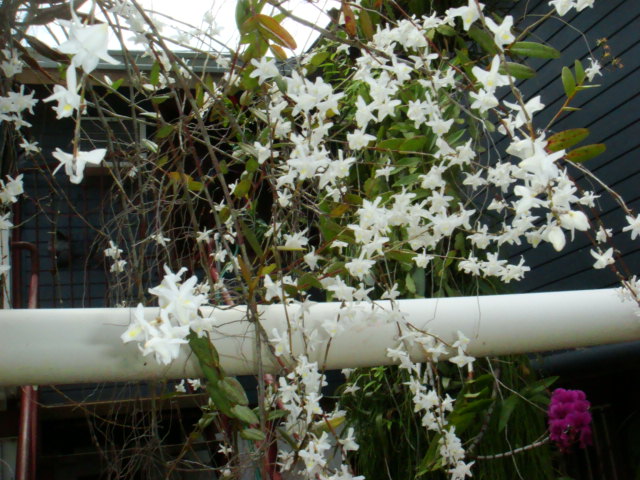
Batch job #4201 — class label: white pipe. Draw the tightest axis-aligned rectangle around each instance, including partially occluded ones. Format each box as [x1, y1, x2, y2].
[0, 289, 638, 386]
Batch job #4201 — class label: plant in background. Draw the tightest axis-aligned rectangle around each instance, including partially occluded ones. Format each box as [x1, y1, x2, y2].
[0, 0, 637, 478]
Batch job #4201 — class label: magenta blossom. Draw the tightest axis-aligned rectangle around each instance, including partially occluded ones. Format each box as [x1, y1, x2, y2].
[548, 388, 592, 452]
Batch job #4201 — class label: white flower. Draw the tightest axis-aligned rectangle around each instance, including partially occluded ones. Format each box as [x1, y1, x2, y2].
[43, 66, 82, 119]
[1, 48, 23, 78]
[345, 255, 375, 281]
[0, 212, 13, 230]
[104, 241, 123, 259]
[249, 57, 279, 85]
[575, 0, 595, 11]
[585, 58, 602, 81]
[596, 227, 612, 243]
[152, 233, 170, 246]
[549, 0, 576, 16]
[187, 378, 202, 390]
[196, 229, 213, 243]
[559, 210, 590, 233]
[110, 259, 127, 273]
[19, 139, 40, 154]
[57, 16, 119, 73]
[472, 55, 510, 93]
[485, 15, 515, 48]
[545, 225, 566, 252]
[0, 174, 23, 204]
[590, 247, 614, 269]
[623, 215, 640, 240]
[51, 147, 106, 184]
[347, 130, 376, 150]
[446, 0, 485, 31]
[304, 248, 322, 270]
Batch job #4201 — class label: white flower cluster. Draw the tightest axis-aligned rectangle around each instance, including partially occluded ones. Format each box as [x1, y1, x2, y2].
[549, 0, 595, 16]
[0, 174, 25, 277]
[121, 266, 211, 365]
[276, 356, 361, 479]
[386, 328, 474, 479]
[0, 49, 37, 131]
[104, 240, 127, 273]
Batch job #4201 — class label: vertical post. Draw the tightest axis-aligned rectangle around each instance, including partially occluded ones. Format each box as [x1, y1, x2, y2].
[12, 242, 39, 480]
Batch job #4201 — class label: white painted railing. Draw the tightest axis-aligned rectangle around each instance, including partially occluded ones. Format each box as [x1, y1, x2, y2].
[0, 288, 638, 386]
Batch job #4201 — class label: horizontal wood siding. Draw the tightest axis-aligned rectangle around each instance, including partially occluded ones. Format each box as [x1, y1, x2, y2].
[503, 0, 640, 292]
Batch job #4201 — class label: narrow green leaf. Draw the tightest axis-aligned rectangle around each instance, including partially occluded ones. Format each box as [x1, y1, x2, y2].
[359, 9, 374, 40]
[498, 395, 520, 432]
[499, 62, 536, 79]
[509, 41, 560, 59]
[468, 27, 498, 54]
[239, 219, 263, 257]
[151, 95, 171, 105]
[546, 128, 589, 152]
[267, 409, 289, 421]
[565, 143, 606, 163]
[149, 61, 161, 87]
[574, 59, 586, 84]
[561, 66, 576, 97]
[257, 14, 297, 50]
[240, 428, 266, 441]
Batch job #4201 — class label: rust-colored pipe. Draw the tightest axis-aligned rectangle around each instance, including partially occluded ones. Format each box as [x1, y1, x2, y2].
[12, 241, 39, 480]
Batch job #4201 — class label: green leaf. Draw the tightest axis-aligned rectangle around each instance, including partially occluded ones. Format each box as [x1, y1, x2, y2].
[311, 51, 330, 66]
[498, 395, 520, 432]
[217, 377, 249, 406]
[267, 409, 289, 421]
[561, 66, 576, 97]
[499, 62, 536, 79]
[149, 61, 161, 86]
[399, 136, 427, 152]
[298, 272, 323, 291]
[230, 405, 259, 425]
[574, 59, 586, 85]
[359, 9, 374, 40]
[565, 143, 606, 163]
[392, 173, 420, 187]
[151, 95, 170, 105]
[377, 138, 404, 150]
[257, 14, 297, 50]
[436, 24, 456, 36]
[110, 78, 123, 90]
[509, 41, 560, 59]
[546, 128, 589, 152]
[239, 219, 263, 257]
[240, 428, 266, 441]
[155, 124, 174, 139]
[233, 177, 252, 197]
[468, 27, 498, 54]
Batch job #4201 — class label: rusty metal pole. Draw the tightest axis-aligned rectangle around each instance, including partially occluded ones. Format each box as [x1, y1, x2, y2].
[12, 242, 39, 480]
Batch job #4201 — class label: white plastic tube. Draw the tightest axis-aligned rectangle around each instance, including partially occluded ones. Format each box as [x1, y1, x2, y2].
[0, 288, 638, 386]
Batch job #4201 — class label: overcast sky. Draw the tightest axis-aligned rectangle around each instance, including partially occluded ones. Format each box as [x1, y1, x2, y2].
[32, 0, 340, 55]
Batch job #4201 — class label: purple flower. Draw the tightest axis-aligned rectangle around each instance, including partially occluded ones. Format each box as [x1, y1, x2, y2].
[548, 388, 592, 452]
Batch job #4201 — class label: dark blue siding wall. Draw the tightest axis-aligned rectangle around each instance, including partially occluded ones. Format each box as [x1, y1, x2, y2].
[506, 0, 640, 292]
